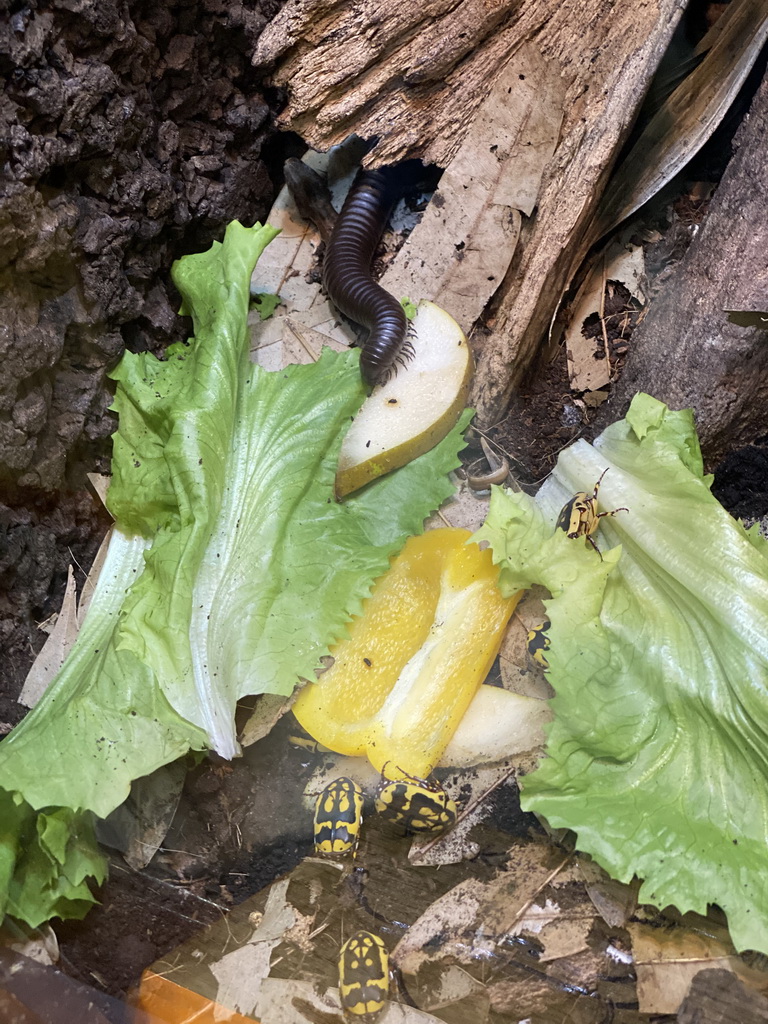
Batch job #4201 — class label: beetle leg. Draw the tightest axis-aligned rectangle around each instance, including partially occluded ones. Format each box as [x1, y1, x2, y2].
[586, 534, 604, 560]
[595, 507, 629, 521]
[591, 467, 610, 500]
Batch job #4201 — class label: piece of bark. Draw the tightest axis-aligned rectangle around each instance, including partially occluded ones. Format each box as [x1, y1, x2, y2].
[379, 43, 562, 334]
[254, 0, 685, 426]
[596, 0, 768, 236]
[677, 968, 768, 1024]
[593, 67, 768, 463]
[253, 0, 541, 166]
[254, 0, 680, 171]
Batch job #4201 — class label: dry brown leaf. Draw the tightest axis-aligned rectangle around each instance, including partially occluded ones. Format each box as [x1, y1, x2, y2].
[498, 589, 554, 701]
[18, 566, 79, 709]
[380, 43, 562, 330]
[678, 969, 768, 1024]
[240, 692, 298, 748]
[77, 524, 112, 624]
[87, 472, 111, 509]
[20, 517, 113, 707]
[256, 978, 446, 1023]
[249, 144, 361, 369]
[395, 840, 570, 972]
[392, 880, 485, 974]
[537, 912, 594, 963]
[0, 922, 59, 967]
[582, 389, 609, 408]
[426, 484, 491, 534]
[97, 763, 187, 871]
[627, 920, 763, 1014]
[280, 317, 348, 367]
[509, 587, 550, 633]
[563, 239, 647, 393]
[578, 855, 639, 928]
[281, 907, 319, 955]
[208, 879, 296, 1017]
[418, 964, 489, 1018]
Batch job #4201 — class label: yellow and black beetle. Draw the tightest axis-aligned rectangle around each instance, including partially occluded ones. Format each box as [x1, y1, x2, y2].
[556, 468, 628, 557]
[526, 619, 551, 669]
[338, 930, 389, 1021]
[313, 777, 364, 857]
[374, 768, 458, 834]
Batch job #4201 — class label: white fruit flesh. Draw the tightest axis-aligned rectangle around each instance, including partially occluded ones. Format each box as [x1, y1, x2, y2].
[440, 685, 552, 768]
[336, 301, 473, 497]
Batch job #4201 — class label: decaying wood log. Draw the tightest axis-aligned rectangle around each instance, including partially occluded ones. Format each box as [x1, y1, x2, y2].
[593, 68, 768, 464]
[254, 0, 685, 425]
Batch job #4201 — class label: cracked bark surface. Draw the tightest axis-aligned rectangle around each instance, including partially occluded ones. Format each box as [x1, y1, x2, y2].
[593, 68, 768, 462]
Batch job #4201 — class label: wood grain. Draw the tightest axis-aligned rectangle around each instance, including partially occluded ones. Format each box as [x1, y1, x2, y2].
[254, 0, 685, 425]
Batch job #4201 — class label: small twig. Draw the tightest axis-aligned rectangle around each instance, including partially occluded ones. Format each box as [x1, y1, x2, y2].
[285, 319, 322, 363]
[507, 852, 574, 932]
[417, 763, 518, 857]
[157, 845, 206, 859]
[599, 257, 611, 379]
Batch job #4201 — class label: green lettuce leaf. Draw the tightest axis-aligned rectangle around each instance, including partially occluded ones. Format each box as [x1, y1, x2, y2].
[108, 220, 469, 757]
[0, 221, 470, 927]
[477, 393, 768, 953]
[251, 292, 282, 320]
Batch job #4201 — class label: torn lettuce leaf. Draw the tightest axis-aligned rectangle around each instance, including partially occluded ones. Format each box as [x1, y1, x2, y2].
[251, 292, 282, 320]
[476, 393, 768, 954]
[109, 220, 470, 758]
[0, 221, 470, 928]
[0, 526, 202, 927]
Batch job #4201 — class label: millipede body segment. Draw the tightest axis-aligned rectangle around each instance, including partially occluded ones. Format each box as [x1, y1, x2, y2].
[322, 166, 410, 387]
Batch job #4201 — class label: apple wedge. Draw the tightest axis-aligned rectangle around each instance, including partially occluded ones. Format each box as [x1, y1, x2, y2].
[336, 300, 473, 498]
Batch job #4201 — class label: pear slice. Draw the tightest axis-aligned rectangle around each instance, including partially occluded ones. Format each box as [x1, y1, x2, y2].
[439, 685, 552, 768]
[336, 300, 473, 498]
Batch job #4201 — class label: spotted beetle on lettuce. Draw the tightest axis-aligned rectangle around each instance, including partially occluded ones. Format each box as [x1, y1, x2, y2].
[556, 468, 628, 557]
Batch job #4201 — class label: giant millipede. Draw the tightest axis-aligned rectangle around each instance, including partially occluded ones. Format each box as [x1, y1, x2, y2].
[322, 165, 415, 387]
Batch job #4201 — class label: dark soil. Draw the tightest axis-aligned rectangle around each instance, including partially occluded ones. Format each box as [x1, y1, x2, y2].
[712, 437, 768, 521]
[55, 862, 224, 998]
[1, 0, 279, 700]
